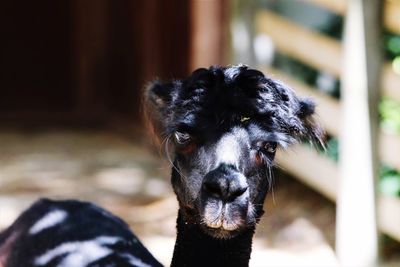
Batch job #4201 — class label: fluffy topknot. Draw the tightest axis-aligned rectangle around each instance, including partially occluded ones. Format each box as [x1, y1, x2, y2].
[145, 65, 323, 147]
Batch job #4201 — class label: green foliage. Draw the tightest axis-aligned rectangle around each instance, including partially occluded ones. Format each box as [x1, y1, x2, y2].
[324, 138, 400, 197]
[380, 98, 400, 134]
[393, 56, 400, 75]
[325, 138, 339, 162]
[384, 33, 400, 60]
[380, 165, 400, 197]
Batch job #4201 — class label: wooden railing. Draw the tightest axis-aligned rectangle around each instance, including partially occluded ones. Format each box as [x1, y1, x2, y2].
[256, 9, 400, 101]
[303, 0, 400, 34]
[254, 0, 400, 245]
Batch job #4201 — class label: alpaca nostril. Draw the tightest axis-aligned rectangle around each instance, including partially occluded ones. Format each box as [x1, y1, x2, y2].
[204, 181, 223, 198]
[230, 186, 248, 200]
[225, 185, 248, 202]
[203, 164, 248, 202]
[203, 178, 248, 202]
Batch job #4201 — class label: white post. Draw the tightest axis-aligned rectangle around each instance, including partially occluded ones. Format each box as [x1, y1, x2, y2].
[336, 0, 382, 266]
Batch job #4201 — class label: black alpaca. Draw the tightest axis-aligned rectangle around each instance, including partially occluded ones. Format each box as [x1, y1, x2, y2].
[0, 65, 322, 267]
[146, 65, 321, 267]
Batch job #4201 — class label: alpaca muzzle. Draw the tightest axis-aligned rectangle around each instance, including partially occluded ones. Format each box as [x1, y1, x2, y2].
[200, 164, 250, 235]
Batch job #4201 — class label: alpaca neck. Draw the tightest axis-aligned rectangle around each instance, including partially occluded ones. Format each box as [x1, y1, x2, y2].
[170, 210, 254, 267]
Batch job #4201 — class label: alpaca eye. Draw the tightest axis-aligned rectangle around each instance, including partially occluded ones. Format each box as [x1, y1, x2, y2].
[263, 142, 277, 154]
[173, 131, 191, 145]
[254, 141, 277, 165]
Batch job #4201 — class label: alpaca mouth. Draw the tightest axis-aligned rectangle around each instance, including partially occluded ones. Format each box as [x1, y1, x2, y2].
[200, 202, 248, 239]
[205, 216, 240, 231]
[202, 216, 244, 239]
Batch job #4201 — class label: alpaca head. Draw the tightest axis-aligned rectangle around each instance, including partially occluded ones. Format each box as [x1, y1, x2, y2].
[146, 65, 322, 239]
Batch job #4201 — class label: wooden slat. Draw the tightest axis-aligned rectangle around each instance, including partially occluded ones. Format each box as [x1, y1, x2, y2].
[276, 145, 400, 242]
[382, 64, 400, 101]
[380, 132, 400, 170]
[256, 9, 341, 76]
[336, 0, 381, 262]
[262, 67, 400, 171]
[255, 10, 400, 101]
[378, 196, 400, 242]
[276, 144, 338, 201]
[301, 0, 346, 14]
[301, 0, 400, 34]
[190, 0, 226, 68]
[384, 0, 400, 34]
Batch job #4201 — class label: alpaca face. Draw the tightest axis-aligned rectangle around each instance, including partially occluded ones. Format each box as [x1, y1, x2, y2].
[172, 125, 275, 239]
[146, 65, 322, 239]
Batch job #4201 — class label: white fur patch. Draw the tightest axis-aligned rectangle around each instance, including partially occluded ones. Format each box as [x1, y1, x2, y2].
[34, 236, 120, 267]
[224, 67, 241, 80]
[29, 210, 68, 235]
[204, 201, 223, 229]
[214, 132, 242, 168]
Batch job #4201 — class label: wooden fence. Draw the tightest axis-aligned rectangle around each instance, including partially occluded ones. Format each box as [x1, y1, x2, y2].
[254, 0, 400, 245]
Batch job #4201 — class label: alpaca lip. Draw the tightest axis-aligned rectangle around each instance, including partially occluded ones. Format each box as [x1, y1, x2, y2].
[203, 223, 241, 239]
[203, 204, 242, 232]
[206, 217, 239, 231]
[201, 199, 248, 234]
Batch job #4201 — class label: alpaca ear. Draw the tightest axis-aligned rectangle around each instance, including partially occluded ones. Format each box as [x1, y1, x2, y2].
[144, 81, 179, 144]
[295, 97, 324, 146]
[272, 79, 323, 146]
[299, 97, 322, 135]
[145, 81, 177, 111]
[298, 98, 316, 118]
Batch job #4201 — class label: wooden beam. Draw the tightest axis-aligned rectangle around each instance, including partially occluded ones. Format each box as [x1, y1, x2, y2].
[301, 0, 400, 34]
[382, 64, 400, 101]
[190, 0, 228, 69]
[384, 0, 400, 34]
[336, 0, 382, 265]
[276, 145, 338, 201]
[378, 196, 400, 243]
[255, 10, 400, 101]
[301, 0, 346, 14]
[276, 145, 400, 242]
[380, 132, 400, 170]
[256, 9, 341, 76]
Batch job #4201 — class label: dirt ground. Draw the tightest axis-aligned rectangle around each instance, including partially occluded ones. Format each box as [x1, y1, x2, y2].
[0, 128, 398, 266]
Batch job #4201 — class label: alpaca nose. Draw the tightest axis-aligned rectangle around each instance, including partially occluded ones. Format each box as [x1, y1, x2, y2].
[202, 164, 248, 202]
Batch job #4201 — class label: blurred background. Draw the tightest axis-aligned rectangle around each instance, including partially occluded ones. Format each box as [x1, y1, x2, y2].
[0, 0, 399, 266]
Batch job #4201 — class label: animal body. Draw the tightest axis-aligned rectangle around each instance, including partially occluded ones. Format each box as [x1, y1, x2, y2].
[0, 65, 322, 267]
[0, 199, 161, 267]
